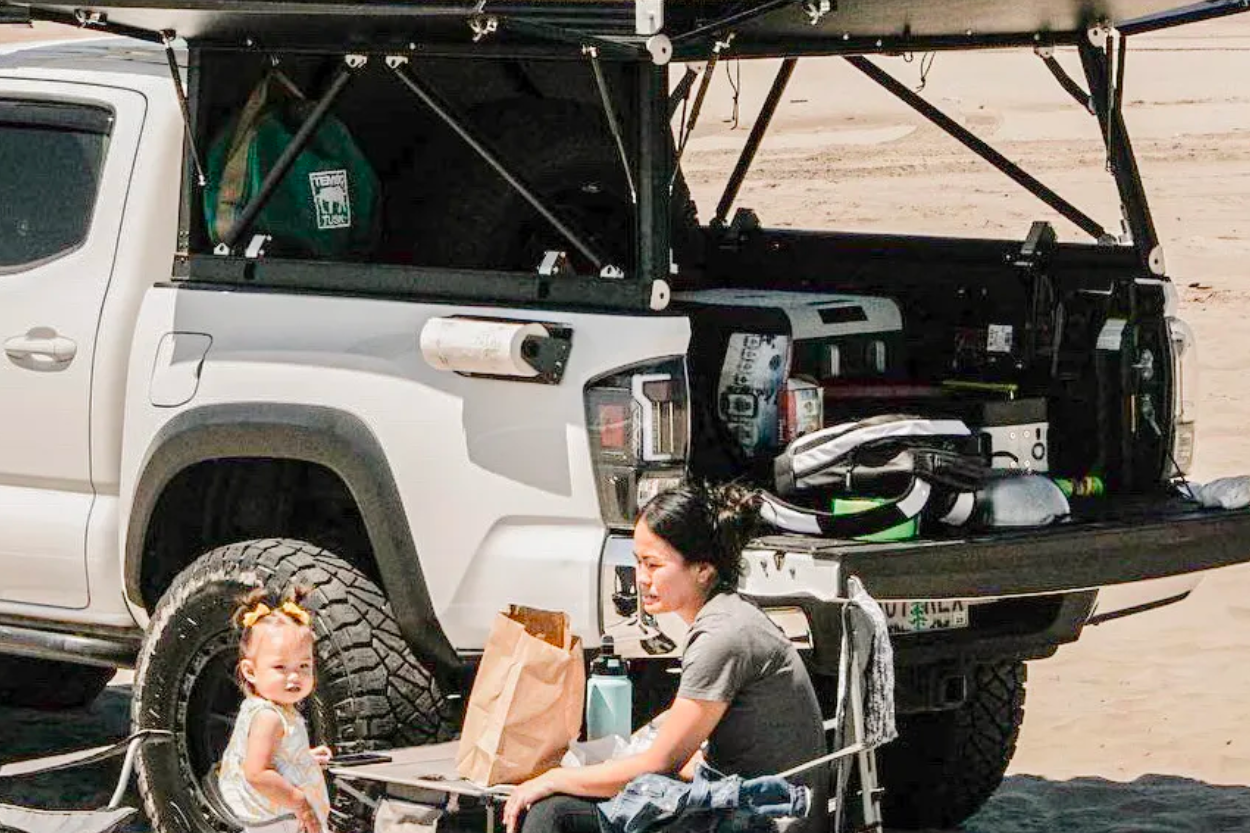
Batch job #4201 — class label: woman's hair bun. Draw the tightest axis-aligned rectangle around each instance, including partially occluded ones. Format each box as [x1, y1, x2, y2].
[640, 479, 761, 589]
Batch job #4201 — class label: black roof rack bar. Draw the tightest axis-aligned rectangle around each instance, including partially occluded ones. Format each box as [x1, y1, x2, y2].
[1118, 0, 1250, 36]
[387, 57, 609, 272]
[676, 30, 1074, 61]
[669, 0, 791, 45]
[845, 55, 1109, 242]
[1039, 51, 1093, 113]
[24, 5, 162, 42]
[713, 56, 795, 228]
[219, 60, 356, 252]
[1079, 36, 1159, 272]
[0, 4, 30, 24]
[635, 61, 671, 287]
[495, 15, 644, 59]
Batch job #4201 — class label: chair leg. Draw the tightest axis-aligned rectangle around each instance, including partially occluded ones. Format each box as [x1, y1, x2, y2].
[108, 736, 147, 809]
[848, 657, 883, 830]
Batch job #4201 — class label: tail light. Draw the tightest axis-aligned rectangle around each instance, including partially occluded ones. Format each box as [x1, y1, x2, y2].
[585, 357, 689, 528]
[1167, 316, 1198, 475]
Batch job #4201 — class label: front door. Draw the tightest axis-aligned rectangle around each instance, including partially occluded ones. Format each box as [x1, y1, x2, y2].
[0, 79, 145, 607]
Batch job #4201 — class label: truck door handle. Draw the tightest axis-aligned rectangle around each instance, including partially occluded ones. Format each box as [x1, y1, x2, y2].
[5, 331, 77, 365]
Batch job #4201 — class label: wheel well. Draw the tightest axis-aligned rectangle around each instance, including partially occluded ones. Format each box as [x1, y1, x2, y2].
[138, 458, 378, 611]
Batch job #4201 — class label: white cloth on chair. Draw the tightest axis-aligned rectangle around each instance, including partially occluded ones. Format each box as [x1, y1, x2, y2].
[846, 576, 897, 749]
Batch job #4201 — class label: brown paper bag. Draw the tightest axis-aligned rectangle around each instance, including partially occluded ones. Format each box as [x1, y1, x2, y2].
[455, 606, 585, 786]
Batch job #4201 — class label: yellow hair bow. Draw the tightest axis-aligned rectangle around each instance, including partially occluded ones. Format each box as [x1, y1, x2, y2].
[241, 601, 312, 628]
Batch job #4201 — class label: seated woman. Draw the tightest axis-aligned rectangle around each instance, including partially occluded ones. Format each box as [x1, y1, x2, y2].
[503, 482, 828, 833]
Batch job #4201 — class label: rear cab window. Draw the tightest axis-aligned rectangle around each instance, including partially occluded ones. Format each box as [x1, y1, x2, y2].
[0, 99, 112, 271]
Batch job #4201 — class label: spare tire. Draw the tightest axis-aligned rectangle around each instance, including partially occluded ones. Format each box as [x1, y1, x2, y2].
[388, 99, 699, 275]
[877, 660, 1027, 829]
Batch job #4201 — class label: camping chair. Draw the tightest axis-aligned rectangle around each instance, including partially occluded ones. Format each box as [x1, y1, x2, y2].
[329, 573, 894, 833]
[778, 577, 889, 832]
[0, 729, 171, 833]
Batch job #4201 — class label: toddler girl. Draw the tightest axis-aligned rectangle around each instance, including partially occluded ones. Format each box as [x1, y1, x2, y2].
[218, 587, 333, 833]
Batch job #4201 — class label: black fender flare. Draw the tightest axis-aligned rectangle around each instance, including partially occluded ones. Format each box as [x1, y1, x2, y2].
[126, 402, 461, 679]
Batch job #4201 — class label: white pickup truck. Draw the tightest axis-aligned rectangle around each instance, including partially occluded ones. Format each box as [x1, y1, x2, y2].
[1, 0, 1249, 829]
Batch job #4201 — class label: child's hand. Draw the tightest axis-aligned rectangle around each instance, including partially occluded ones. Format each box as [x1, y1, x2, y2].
[310, 745, 333, 767]
[293, 792, 322, 833]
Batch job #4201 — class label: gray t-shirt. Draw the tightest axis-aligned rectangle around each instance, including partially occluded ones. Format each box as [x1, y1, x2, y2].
[678, 592, 828, 829]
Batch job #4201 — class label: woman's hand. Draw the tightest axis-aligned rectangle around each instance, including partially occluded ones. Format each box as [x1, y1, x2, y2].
[309, 745, 333, 767]
[502, 770, 560, 833]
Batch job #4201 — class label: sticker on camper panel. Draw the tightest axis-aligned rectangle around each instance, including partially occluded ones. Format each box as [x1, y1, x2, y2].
[310, 170, 352, 230]
[986, 324, 1014, 354]
[717, 333, 791, 457]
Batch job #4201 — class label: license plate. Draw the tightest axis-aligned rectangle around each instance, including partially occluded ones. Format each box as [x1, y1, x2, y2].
[882, 600, 970, 634]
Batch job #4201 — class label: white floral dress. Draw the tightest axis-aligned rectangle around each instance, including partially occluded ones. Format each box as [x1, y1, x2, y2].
[218, 697, 331, 831]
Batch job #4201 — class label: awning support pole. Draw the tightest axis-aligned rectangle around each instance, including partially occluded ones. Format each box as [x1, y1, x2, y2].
[160, 30, 207, 187]
[845, 55, 1109, 242]
[713, 56, 796, 228]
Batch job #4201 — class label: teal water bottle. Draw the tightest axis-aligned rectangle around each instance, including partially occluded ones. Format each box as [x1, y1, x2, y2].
[586, 636, 632, 740]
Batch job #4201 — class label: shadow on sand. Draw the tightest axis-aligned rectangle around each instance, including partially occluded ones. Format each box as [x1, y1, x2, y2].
[0, 684, 136, 813]
[4, 686, 1250, 833]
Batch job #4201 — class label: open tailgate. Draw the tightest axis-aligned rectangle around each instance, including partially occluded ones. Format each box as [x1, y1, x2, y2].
[753, 502, 1250, 602]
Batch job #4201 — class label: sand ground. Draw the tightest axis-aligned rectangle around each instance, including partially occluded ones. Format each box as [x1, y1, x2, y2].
[4, 13, 1250, 833]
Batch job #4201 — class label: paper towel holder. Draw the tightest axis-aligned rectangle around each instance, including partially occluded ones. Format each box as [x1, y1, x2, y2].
[427, 316, 573, 385]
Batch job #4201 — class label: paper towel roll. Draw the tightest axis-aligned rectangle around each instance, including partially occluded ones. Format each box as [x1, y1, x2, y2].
[419, 317, 546, 377]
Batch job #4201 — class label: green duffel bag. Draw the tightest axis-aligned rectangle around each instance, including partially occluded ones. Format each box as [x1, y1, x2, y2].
[204, 71, 380, 259]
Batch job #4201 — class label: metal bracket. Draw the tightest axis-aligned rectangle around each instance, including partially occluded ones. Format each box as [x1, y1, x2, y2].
[345, 54, 368, 69]
[649, 278, 671, 311]
[1086, 22, 1113, 48]
[1147, 244, 1166, 276]
[73, 8, 107, 27]
[538, 250, 574, 277]
[244, 234, 270, 259]
[636, 0, 663, 37]
[469, 14, 498, 42]
[646, 34, 673, 65]
[601, 264, 626, 280]
[385, 54, 409, 70]
[802, 0, 833, 26]
[1012, 220, 1057, 269]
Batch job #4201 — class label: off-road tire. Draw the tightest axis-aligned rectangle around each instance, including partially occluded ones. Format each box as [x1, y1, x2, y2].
[877, 660, 1026, 829]
[132, 539, 455, 833]
[0, 656, 114, 710]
